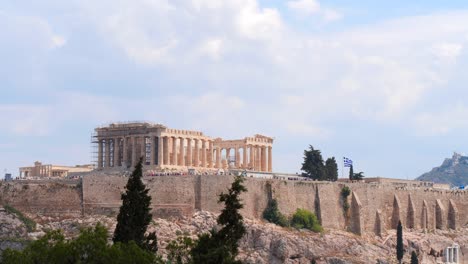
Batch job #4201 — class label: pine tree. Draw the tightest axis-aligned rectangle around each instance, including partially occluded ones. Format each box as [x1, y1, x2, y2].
[301, 145, 325, 180]
[325, 157, 338, 181]
[113, 157, 154, 250]
[348, 165, 354, 181]
[396, 220, 404, 264]
[410, 251, 419, 264]
[191, 176, 247, 263]
[353, 172, 365, 181]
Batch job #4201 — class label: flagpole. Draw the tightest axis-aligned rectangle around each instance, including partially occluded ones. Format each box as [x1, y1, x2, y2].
[341, 157, 344, 179]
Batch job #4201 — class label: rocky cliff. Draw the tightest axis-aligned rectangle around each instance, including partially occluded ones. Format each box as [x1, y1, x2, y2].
[417, 152, 468, 187]
[1, 209, 467, 264]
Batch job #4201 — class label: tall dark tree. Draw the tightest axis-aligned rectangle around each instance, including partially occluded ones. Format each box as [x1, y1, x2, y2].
[396, 220, 404, 264]
[113, 157, 155, 250]
[410, 251, 419, 264]
[348, 165, 354, 181]
[325, 157, 338, 181]
[301, 145, 325, 180]
[191, 176, 247, 264]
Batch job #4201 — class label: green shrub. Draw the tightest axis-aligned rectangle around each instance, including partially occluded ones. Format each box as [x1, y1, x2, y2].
[291, 209, 322, 232]
[263, 199, 289, 227]
[340, 186, 351, 217]
[4, 205, 36, 232]
[340, 186, 351, 199]
[1, 223, 162, 264]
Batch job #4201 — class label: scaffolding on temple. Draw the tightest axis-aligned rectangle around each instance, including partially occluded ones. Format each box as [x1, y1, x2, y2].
[90, 131, 98, 169]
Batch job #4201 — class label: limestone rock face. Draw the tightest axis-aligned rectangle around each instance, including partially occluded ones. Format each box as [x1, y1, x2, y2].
[0, 210, 467, 264]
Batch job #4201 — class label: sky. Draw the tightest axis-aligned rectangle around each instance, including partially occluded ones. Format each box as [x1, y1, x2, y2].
[2, 0, 468, 179]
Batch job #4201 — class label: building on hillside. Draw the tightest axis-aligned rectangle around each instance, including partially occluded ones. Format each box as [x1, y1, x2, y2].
[4, 173, 12, 181]
[93, 122, 274, 172]
[19, 161, 94, 178]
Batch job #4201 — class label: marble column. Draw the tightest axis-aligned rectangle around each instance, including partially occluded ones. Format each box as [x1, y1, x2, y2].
[98, 139, 103, 169]
[226, 148, 231, 163]
[105, 139, 111, 168]
[185, 138, 192, 167]
[172, 137, 178, 165]
[141, 137, 146, 164]
[122, 137, 128, 167]
[114, 138, 120, 167]
[261, 146, 267, 172]
[268, 146, 272, 172]
[235, 147, 240, 168]
[216, 147, 221, 168]
[151, 136, 156, 166]
[194, 139, 199, 167]
[243, 146, 247, 168]
[163, 136, 169, 165]
[208, 141, 214, 168]
[177, 137, 184, 166]
[201, 140, 207, 167]
[249, 145, 254, 170]
[255, 146, 261, 171]
[131, 137, 137, 167]
[158, 136, 164, 166]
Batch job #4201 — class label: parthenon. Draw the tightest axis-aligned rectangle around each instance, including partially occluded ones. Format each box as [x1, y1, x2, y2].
[94, 122, 273, 172]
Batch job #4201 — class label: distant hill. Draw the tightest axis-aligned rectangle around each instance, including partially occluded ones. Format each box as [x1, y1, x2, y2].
[416, 152, 468, 187]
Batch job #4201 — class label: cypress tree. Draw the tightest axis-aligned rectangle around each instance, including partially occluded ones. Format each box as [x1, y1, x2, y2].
[113, 157, 154, 249]
[410, 251, 419, 264]
[396, 220, 404, 264]
[191, 175, 247, 263]
[325, 157, 338, 181]
[348, 165, 354, 181]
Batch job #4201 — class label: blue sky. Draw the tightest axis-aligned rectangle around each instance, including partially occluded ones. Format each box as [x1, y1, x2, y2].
[2, 0, 468, 179]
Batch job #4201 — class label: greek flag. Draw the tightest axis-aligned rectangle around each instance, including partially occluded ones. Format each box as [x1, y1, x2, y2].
[343, 157, 353, 167]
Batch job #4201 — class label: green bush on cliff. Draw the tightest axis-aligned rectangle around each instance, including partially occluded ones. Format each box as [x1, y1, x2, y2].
[291, 209, 322, 232]
[262, 199, 289, 227]
[1, 223, 161, 264]
[4, 204, 36, 232]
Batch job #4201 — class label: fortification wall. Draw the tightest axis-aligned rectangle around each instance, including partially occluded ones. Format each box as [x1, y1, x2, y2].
[0, 175, 466, 235]
[0, 180, 82, 217]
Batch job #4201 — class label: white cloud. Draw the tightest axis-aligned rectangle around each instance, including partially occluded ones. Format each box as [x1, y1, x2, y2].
[414, 104, 468, 136]
[431, 42, 463, 61]
[287, 0, 321, 15]
[234, 3, 283, 40]
[287, 0, 341, 22]
[0, 105, 52, 136]
[51, 35, 67, 48]
[199, 38, 224, 60]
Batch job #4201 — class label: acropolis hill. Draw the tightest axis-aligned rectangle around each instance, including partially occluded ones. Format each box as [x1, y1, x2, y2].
[1, 122, 468, 262]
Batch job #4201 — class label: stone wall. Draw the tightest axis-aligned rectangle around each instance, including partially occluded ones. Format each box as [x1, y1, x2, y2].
[0, 175, 467, 235]
[0, 180, 82, 217]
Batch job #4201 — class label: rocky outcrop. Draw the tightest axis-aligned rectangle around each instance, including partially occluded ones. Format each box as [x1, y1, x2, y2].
[417, 152, 468, 186]
[0, 210, 467, 264]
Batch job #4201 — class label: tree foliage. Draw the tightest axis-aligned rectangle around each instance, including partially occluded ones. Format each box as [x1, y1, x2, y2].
[113, 157, 156, 251]
[301, 145, 325, 180]
[1, 224, 160, 264]
[325, 157, 338, 181]
[166, 236, 194, 264]
[262, 199, 289, 227]
[352, 172, 365, 181]
[348, 165, 354, 181]
[396, 220, 404, 264]
[301, 145, 337, 181]
[190, 176, 247, 264]
[290, 209, 322, 232]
